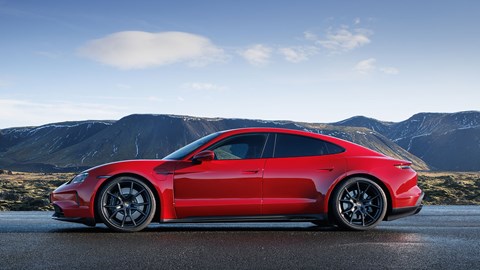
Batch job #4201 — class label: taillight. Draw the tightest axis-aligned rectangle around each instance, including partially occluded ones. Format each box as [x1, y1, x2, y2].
[395, 163, 412, 170]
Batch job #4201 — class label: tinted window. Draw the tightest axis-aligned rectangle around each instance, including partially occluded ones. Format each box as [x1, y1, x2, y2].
[164, 132, 221, 160]
[209, 134, 268, 160]
[274, 133, 344, 158]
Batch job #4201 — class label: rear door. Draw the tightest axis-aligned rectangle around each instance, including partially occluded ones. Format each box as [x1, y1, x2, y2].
[262, 133, 346, 215]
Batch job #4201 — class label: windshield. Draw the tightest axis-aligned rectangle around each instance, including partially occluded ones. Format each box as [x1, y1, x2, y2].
[163, 132, 221, 160]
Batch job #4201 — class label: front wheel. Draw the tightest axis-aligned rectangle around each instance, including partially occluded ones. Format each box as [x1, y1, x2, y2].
[97, 176, 156, 232]
[331, 177, 387, 230]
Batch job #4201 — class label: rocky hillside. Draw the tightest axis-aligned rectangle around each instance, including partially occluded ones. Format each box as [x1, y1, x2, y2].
[0, 114, 428, 172]
[332, 111, 480, 171]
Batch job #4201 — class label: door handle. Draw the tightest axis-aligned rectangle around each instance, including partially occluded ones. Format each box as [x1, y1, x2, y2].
[242, 169, 260, 174]
[316, 167, 334, 172]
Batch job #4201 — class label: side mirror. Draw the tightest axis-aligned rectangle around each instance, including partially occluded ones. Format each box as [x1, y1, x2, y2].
[192, 150, 215, 163]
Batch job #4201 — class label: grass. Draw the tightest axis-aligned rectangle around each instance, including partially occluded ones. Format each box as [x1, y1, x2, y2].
[0, 171, 479, 211]
[418, 171, 480, 205]
[0, 172, 74, 211]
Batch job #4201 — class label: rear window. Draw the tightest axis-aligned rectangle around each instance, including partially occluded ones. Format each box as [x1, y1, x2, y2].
[274, 133, 344, 158]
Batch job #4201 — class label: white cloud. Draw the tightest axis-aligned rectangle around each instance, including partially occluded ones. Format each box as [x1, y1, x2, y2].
[239, 44, 272, 66]
[380, 67, 400, 75]
[78, 31, 226, 69]
[354, 18, 361, 25]
[353, 59, 400, 75]
[182, 82, 227, 91]
[307, 26, 372, 52]
[304, 31, 318, 42]
[278, 46, 318, 63]
[354, 58, 376, 74]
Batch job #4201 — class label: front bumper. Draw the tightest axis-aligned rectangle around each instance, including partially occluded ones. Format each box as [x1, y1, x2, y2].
[50, 197, 96, 226]
[49, 183, 97, 226]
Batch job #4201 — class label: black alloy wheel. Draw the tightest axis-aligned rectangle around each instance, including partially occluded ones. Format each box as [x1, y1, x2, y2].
[331, 177, 387, 230]
[97, 176, 156, 232]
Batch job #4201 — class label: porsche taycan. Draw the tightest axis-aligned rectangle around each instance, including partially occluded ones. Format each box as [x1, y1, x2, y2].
[50, 128, 423, 232]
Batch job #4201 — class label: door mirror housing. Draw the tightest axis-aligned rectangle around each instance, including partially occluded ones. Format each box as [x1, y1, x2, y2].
[192, 150, 215, 163]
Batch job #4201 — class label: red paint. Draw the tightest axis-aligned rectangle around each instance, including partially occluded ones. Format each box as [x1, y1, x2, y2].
[51, 127, 423, 226]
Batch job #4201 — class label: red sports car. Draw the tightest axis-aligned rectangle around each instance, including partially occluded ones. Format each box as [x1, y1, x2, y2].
[50, 128, 423, 232]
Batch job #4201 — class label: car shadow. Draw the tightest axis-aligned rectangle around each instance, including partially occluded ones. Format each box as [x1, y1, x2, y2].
[45, 222, 341, 233]
[46, 222, 401, 233]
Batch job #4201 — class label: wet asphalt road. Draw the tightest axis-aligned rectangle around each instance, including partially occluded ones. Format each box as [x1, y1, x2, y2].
[0, 206, 479, 269]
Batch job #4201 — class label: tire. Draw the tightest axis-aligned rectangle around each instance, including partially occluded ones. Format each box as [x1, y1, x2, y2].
[330, 177, 387, 231]
[96, 176, 156, 232]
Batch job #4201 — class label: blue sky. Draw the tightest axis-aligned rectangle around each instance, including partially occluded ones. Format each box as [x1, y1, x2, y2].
[0, 0, 479, 128]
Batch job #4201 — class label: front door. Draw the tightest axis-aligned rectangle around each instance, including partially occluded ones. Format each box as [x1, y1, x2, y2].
[173, 133, 269, 219]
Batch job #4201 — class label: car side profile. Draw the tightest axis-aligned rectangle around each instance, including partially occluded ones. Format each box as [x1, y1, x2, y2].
[50, 128, 423, 232]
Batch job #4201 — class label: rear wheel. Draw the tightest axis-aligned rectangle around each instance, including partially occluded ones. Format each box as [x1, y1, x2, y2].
[97, 176, 156, 232]
[331, 177, 387, 230]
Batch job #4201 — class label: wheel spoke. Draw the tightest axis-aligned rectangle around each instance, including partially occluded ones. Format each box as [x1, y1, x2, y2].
[363, 184, 371, 197]
[356, 182, 361, 199]
[361, 212, 365, 226]
[121, 210, 127, 227]
[340, 199, 352, 203]
[349, 211, 355, 223]
[117, 183, 123, 197]
[344, 188, 353, 199]
[130, 209, 137, 226]
[132, 188, 146, 197]
[132, 202, 149, 207]
[129, 181, 134, 196]
[134, 209, 146, 217]
[107, 192, 121, 201]
[108, 208, 121, 219]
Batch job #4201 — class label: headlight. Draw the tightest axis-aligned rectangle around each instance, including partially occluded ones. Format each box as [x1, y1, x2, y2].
[71, 172, 89, 184]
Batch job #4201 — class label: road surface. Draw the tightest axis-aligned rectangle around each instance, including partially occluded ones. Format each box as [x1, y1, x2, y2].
[0, 206, 479, 269]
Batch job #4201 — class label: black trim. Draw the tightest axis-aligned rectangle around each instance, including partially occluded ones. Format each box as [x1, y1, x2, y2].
[51, 205, 96, 226]
[162, 214, 327, 223]
[261, 133, 275, 158]
[52, 215, 96, 226]
[385, 192, 424, 221]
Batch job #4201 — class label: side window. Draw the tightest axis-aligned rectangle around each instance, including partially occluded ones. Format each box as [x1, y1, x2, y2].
[209, 134, 268, 160]
[274, 134, 344, 158]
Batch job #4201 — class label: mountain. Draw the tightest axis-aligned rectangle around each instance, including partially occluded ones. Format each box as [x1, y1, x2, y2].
[332, 116, 394, 135]
[332, 111, 480, 171]
[0, 121, 114, 171]
[0, 114, 428, 172]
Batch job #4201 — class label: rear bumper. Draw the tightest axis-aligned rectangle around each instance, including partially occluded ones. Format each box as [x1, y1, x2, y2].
[386, 191, 424, 221]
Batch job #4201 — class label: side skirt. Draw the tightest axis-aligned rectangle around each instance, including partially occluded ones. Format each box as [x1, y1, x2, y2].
[162, 214, 328, 224]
